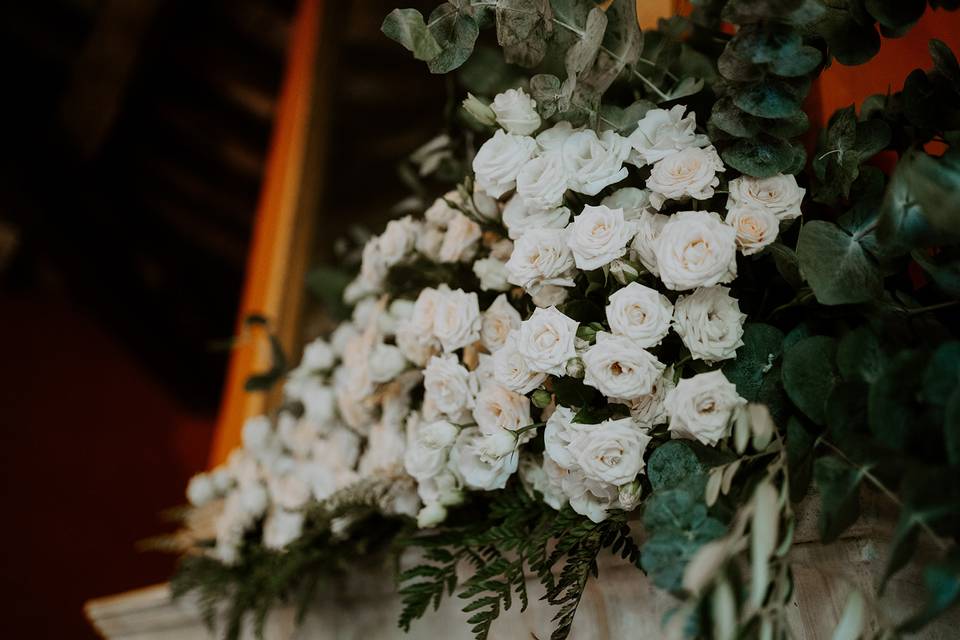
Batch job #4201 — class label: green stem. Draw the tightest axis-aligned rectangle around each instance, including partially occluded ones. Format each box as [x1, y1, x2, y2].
[903, 300, 960, 316]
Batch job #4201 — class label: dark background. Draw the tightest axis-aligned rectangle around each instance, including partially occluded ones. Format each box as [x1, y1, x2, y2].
[0, 0, 442, 637]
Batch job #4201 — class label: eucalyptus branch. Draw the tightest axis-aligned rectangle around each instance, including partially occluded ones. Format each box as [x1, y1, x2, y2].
[819, 439, 950, 552]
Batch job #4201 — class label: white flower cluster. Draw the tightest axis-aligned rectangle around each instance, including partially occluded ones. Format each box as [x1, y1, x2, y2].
[186, 89, 804, 554]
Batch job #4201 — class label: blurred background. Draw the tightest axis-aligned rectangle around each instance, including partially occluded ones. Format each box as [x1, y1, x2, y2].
[0, 1, 443, 637]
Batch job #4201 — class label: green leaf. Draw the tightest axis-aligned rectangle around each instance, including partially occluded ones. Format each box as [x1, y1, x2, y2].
[797, 221, 883, 306]
[921, 341, 960, 407]
[947, 388, 960, 466]
[812, 7, 880, 66]
[425, 3, 480, 74]
[769, 45, 821, 77]
[552, 376, 598, 409]
[898, 550, 960, 633]
[813, 456, 865, 542]
[495, 0, 554, 68]
[824, 381, 869, 443]
[768, 243, 805, 289]
[930, 39, 960, 95]
[723, 323, 785, 402]
[868, 349, 930, 450]
[836, 327, 887, 384]
[529, 73, 562, 118]
[878, 155, 941, 253]
[898, 150, 960, 238]
[912, 248, 960, 298]
[721, 135, 800, 177]
[782, 335, 839, 425]
[382, 8, 443, 61]
[733, 79, 803, 118]
[864, 0, 925, 33]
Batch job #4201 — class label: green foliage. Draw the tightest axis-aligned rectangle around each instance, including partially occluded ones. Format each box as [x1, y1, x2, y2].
[899, 549, 960, 633]
[782, 336, 839, 425]
[723, 323, 785, 403]
[796, 220, 883, 306]
[812, 106, 891, 205]
[397, 484, 640, 640]
[242, 316, 289, 392]
[813, 455, 865, 542]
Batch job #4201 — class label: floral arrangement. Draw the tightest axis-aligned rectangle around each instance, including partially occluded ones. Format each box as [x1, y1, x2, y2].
[170, 1, 960, 639]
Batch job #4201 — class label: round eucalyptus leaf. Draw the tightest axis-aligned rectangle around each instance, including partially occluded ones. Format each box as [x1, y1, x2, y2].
[796, 221, 883, 306]
[782, 335, 839, 425]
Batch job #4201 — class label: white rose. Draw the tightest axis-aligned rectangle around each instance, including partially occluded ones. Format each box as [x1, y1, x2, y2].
[481, 294, 522, 352]
[368, 342, 408, 383]
[238, 482, 269, 518]
[479, 429, 520, 461]
[561, 129, 630, 195]
[425, 192, 459, 225]
[330, 323, 358, 357]
[379, 216, 419, 266]
[301, 379, 337, 426]
[352, 297, 378, 328]
[438, 212, 482, 263]
[186, 473, 215, 507]
[569, 417, 652, 485]
[606, 282, 674, 347]
[263, 508, 304, 550]
[502, 194, 571, 240]
[516, 152, 569, 211]
[491, 88, 542, 135]
[582, 332, 666, 400]
[515, 306, 579, 376]
[673, 286, 746, 364]
[536, 121, 577, 152]
[242, 415, 273, 452]
[530, 284, 570, 308]
[562, 470, 622, 523]
[359, 238, 386, 290]
[521, 453, 569, 510]
[395, 324, 440, 368]
[268, 472, 311, 510]
[647, 145, 725, 210]
[727, 173, 804, 221]
[472, 129, 538, 198]
[630, 210, 669, 276]
[472, 184, 501, 221]
[566, 204, 638, 271]
[433, 287, 482, 352]
[404, 436, 448, 481]
[626, 371, 674, 427]
[493, 332, 548, 394]
[544, 406, 585, 470]
[407, 287, 442, 339]
[416, 502, 448, 528]
[602, 187, 652, 220]
[301, 337, 335, 371]
[627, 105, 709, 166]
[654, 210, 738, 291]
[419, 419, 460, 450]
[416, 223, 446, 261]
[423, 354, 476, 419]
[473, 382, 533, 440]
[472, 352, 497, 389]
[726, 206, 780, 255]
[505, 228, 576, 293]
[473, 257, 511, 292]
[360, 420, 407, 475]
[449, 427, 519, 490]
[665, 370, 746, 446]
[416, 469, 463, 506]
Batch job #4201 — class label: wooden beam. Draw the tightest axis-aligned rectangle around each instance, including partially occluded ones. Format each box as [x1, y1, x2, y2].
[208, 0, 331, 466]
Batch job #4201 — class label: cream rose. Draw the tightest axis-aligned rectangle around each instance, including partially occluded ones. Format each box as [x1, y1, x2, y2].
[438, 213, 482, 263]
[301, 337, 335, 371]
[359, 238, 386, 290]
[561, 129, 630, 195]
[472, 257, 511, 292]
[473, 382, 533, 441]
[725, 206, 780, 255]
[626, 371, 674, 427]
[646, 145, 725, 209]
[502, 194, 571, 240]
[536, 120, 577, 152]
[727, 173, 804, 220]
[520, 453, 568, 510]
[569, 417, 652, 485]
[505, 227, 576, 293]
[491, 88, 541, 135]
[654, 210, 738, 291]
[481, 294, 522, 352]
[472, 129, 538, 198]
[544, 405, 585, 470]
[627, 105, 709, 166]
[562, 470, 622, 523]
[515, 306, 579, 376]
[582, 332, 666, 400]
[379, 216, 419, 266]
[629, 210, 669, 277]
[516, 151, 569, 211]
[449, 427, 519, 490]
[492, 332, 548, 394]
[605, 282, 674, 347]
[673, 286, 746, 364]
[530, 284, 570, 308]
[263, 508, 304, 550]
[433, 287, 481, 352]
[665, 370, 746, 446]
[423, 354, 475, 419]
[368, 342, 408, 383]
[566, 204, 638, 271]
